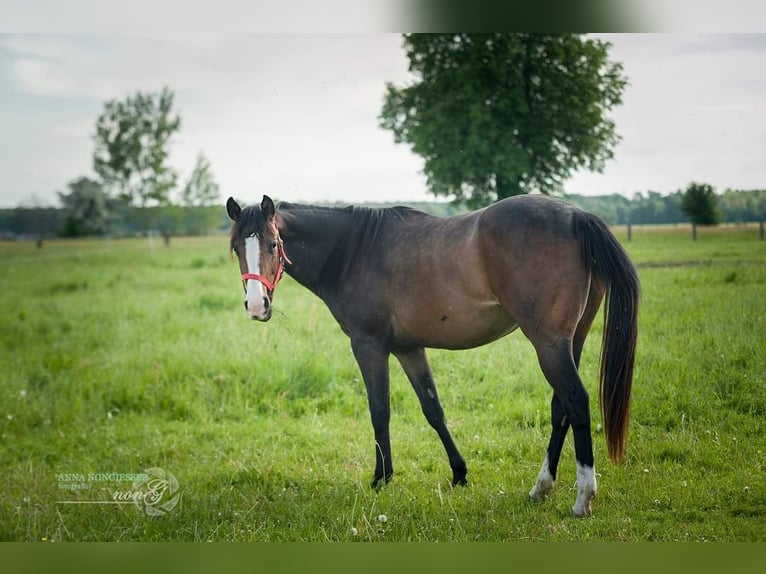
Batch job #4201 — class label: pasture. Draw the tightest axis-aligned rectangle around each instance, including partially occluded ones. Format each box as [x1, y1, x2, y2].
[1, 224, 764, 541]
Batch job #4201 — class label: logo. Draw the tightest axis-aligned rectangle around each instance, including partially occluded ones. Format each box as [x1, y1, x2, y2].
[116, 467, 181, 516]
[56, 467, 181, 516]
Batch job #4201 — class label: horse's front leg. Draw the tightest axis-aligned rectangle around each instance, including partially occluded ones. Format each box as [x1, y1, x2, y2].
[351, 337, 393, 489]
[395, 347, 467, 486]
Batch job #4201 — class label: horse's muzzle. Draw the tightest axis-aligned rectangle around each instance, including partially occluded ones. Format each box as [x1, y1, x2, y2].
[245, 296, 271, 322]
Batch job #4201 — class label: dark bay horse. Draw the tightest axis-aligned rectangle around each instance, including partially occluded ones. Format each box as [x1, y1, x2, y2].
[226, 194, 639, 516]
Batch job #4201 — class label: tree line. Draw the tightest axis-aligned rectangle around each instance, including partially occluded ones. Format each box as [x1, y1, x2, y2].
[0, 203, 229, 240]
[564, 187, 765, 226]
[3, 187, 764, 240]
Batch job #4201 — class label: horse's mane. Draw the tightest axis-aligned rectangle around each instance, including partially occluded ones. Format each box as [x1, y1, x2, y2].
[278, 202, 425, 286]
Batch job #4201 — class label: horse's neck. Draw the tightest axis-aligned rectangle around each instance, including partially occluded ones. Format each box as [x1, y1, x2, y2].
[278, 208, 351, 295]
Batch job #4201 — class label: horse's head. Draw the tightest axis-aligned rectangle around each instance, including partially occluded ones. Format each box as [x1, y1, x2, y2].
[226, 195, 288, 322]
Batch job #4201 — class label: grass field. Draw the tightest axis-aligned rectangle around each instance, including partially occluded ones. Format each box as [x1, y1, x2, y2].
[1, 225, 764, 541]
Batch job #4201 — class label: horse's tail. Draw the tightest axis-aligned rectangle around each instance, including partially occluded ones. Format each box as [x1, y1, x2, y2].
[573, 211, 640, 463]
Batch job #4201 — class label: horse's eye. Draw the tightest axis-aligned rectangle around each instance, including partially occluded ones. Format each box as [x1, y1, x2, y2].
[269, 241, 277, 254]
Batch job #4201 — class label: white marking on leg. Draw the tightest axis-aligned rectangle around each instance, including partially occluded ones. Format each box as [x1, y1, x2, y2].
[244, 235, 268, 318]
[529, 454, 555, 501]
[572, 462, 597, 517]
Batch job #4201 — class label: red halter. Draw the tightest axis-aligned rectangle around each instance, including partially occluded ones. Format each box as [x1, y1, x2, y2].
[241, 238, 292, 300]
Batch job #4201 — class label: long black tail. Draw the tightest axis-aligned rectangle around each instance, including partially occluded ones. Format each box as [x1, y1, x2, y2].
[573, 211, 640, 462]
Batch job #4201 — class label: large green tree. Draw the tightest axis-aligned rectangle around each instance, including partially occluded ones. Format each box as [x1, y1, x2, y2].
[380, 34, 627, 207]
[93, 87, 181, 207]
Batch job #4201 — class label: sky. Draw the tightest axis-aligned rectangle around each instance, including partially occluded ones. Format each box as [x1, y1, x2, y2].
[0, 33, 765, 208]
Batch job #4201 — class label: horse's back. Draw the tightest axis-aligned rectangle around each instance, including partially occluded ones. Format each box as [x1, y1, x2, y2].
[480, 194, 579, 237]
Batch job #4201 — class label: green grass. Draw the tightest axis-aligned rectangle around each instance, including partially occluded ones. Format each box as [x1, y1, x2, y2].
[1, 227, 765, 541]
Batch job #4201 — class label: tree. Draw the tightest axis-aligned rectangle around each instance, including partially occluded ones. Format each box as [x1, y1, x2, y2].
[380, 34, 627, 207]
[680, 182, 720, 241]
[181, 153, 220, 207]
[180, 152, 222, 235]
[58, 176, 111, 237]
[93, 87, 181, 207]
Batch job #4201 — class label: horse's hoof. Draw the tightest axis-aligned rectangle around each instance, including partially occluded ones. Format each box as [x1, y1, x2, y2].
[452, 469, 468, 487]
[370, 473, 393, 490]
[529, 490, 549, 502]
[571, 502, 593, 517]
[529, 477, 555, 501]
[571, 492, 595, 517]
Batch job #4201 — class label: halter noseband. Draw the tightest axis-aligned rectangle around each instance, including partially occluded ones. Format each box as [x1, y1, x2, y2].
[241, 237, 292, 301]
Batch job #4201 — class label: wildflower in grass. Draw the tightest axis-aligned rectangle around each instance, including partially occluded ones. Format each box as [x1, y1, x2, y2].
[19, 389, 27, 398]
[377, 514, 387, 523]
[350, 527, 358, 536]
[6, 414, 12, 421]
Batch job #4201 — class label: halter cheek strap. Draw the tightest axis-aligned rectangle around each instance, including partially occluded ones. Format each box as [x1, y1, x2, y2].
[241, 238, 292, 300]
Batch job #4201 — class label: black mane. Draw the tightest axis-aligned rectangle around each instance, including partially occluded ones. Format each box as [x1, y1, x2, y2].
[278, 202, 426, 286]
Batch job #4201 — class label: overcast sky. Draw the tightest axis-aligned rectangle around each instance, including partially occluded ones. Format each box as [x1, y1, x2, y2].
[0, 33, 765, 208]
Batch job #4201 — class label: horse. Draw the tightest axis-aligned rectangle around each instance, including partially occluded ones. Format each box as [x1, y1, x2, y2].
[226, 193, 639, 517]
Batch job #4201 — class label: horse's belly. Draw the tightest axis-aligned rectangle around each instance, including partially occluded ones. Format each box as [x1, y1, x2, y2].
[392, 301, 517, 350]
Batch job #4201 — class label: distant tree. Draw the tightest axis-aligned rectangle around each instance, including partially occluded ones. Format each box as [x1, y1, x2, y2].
[380, 33, 627, 207]
[180, 152, 222, 235]
[181, 153, 220, 207]
[719, 188, 766, 224]
[681, 182, 720, 241]
[93, 87, 181, 208]
[58, 176, 111, 237]
[153, 204, 185, 246]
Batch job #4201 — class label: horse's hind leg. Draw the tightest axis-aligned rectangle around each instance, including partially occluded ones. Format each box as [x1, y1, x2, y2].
[529, 393, 569, 502]
[534, 337, 597, 516]
[529, 281, 604, 506]
[395, 348, 468, 486]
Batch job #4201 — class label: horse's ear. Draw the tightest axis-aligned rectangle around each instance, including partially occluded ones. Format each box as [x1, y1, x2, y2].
[261, 195, 276, 221]
[226, 197, 242, 221]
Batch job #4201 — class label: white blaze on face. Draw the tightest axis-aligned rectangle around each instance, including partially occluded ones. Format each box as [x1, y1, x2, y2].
[244, 235, 269, 318]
